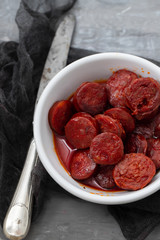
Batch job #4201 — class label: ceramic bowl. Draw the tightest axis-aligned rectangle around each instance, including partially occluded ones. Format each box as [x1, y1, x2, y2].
[34, 52, 160, 204]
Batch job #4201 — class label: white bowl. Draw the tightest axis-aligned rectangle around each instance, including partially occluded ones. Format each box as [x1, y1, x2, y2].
[34, 52, 160, 205]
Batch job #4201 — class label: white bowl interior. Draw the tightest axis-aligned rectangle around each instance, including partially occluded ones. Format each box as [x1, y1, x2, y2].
[34, 52, 160, 204]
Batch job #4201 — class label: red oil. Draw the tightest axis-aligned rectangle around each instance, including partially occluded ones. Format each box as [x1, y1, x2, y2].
[53, 133, 122, 192]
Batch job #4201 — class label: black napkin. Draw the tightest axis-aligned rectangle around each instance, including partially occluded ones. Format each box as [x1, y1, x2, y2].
[1, 1, 160, 240]
[0, 0, 77, 225]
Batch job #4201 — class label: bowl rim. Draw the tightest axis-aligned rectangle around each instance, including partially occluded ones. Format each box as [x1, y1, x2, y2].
[34, 52, 160, 205]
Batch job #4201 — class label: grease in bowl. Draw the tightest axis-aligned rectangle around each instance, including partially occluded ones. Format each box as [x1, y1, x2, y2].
[34, 53, 160, 204]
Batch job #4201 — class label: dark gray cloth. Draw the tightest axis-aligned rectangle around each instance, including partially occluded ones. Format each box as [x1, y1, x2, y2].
[0, 0, 76, 225]
[1, 1, 160, 240]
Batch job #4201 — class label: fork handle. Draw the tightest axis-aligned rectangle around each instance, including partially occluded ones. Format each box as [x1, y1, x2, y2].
[3, 139, 38, 240]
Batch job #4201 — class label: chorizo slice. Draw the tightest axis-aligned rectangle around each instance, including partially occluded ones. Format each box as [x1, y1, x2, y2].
[125, 77, 160, 120]
[95, 114, 125, 139]
[152, 112, 160, 138]
[48, 100, 73, 135]
[124, 133, 147, 154]
[106, 69, 138, 107]
[133, 122, 154, 139]
[147, 138, 160, 169]
[95, 165, 116, 189]
[65, 116, 98, 149]
[113, 153, 156, 190]
[154, 124, 160, 138]
[70, 150, 97, 180]
[73, 82, 88, 112]
[138, 111, 160, 138]
[90, 132, 124, 165]
[73, 82, 108, 115]
[104, 107, 135, 133]
[71, 112, 98, 130]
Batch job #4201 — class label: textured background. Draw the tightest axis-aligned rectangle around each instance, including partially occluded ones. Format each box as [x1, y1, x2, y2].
[0, 0, 160, 239]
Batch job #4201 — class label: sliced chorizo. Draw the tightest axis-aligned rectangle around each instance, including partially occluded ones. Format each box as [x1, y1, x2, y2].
[71, 112, 98, 130]
[133, 122, 154, 139]
[95, 165, 116, 189]
[95, 114, 125, 139]
[48, 100, 73, 135]
[104, 107, 135, 133]
[124, 133, 147, 154]
[138, 111, 160, 138]
[113, 153, 156, 190]
[73, 82, 87, 112]
[152, 112, 160, 138]
[125, 77, 160, 120]
[147, 138, 160, 169]
[106, 69, 138, 107]
[70, 150, 97, 180]
[73, 82, 108, 115]
[90, 132, 124, 165]
[65, 116, 98, 149]
[154, 124, 160, 138]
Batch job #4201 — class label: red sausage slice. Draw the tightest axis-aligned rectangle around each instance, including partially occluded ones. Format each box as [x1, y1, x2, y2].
[137, 112, 160, 138]
[104, 107, 135, 133]
[65, 116, 98, 149]
[95, 165, 116, 189]
[73, 82, 108, 115]
[73, 82, 88, 111]
[154, 124, 160, 138]
[133, 122, 154, 139]
[125, 77, 160, 120]
[147, 138, 160, 169]
[90, 132, 124, 165]
[106, 69, 138, 107]
[48, 100, 73, 135]
[133, 111, 160, 138]
[124, 134, 147, 154]
[152, 112, 160, 138]
[95, 114, 125, 139]
[70, 150, 97, 180]
[113, 153, 156, 190]
[71, 112, 98, 130]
